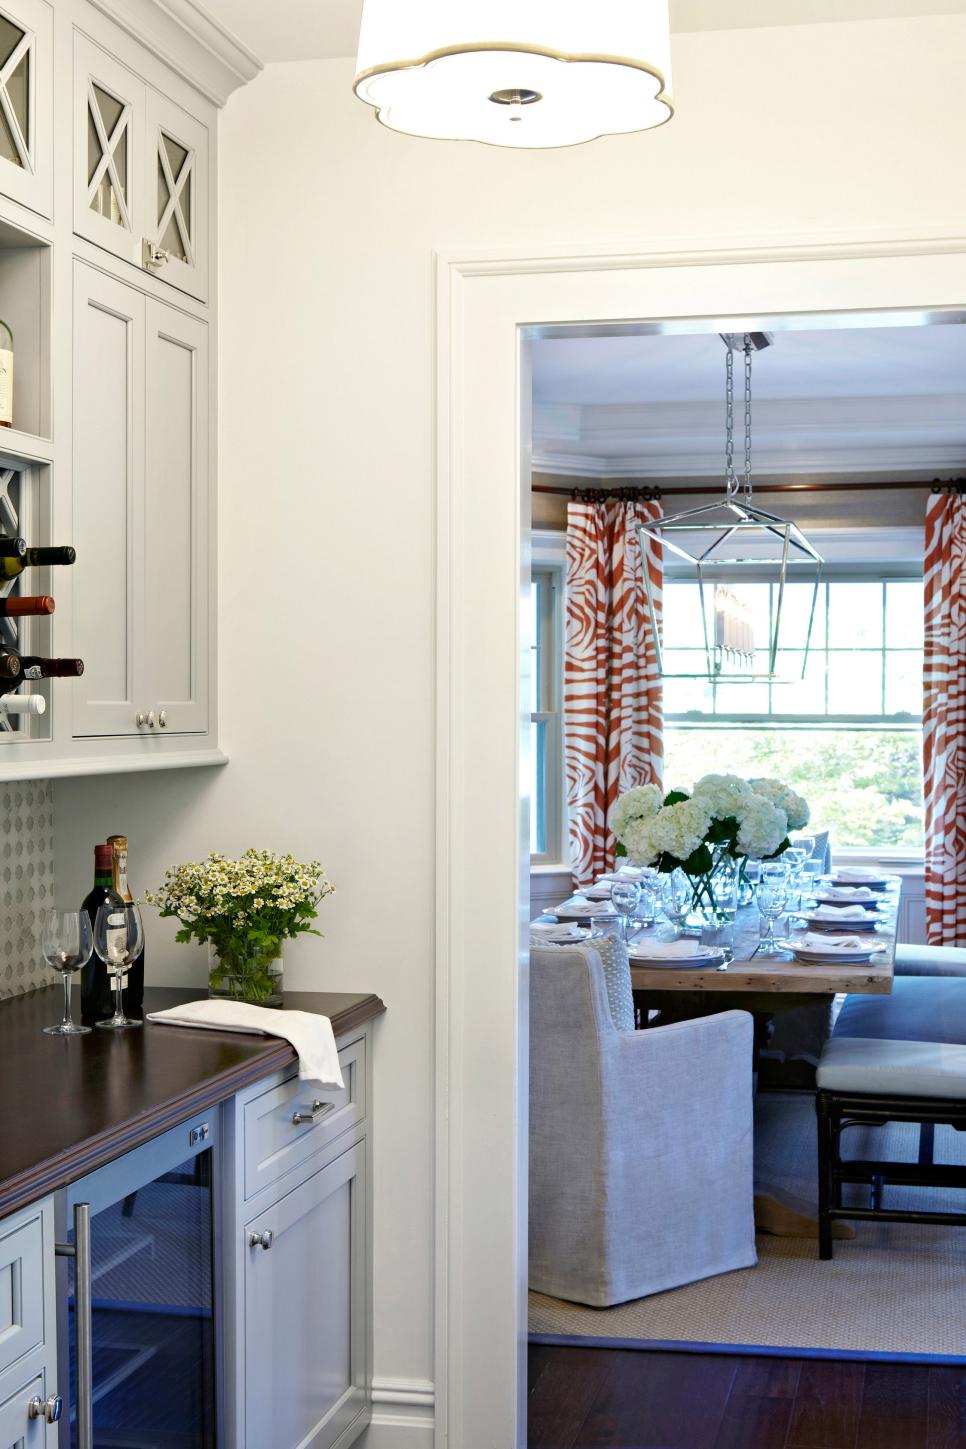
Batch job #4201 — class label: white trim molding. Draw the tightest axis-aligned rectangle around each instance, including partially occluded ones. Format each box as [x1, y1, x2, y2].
[435, 230, 966, 1449]
[87, 0, 263, 106]
[363, 1378, 436, 1447]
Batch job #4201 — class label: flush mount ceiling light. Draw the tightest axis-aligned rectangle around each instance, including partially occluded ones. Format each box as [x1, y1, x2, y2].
[352, 0, 673, 148]
[638, 334, 824, 684]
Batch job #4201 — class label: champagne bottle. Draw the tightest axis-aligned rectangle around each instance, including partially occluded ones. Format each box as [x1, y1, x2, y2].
[0, 595, 55, 617]
[0, 319, 13, 429]
[0, 546, 76, 581]
[108, 835, 144, 1017]
[81, 845, 121, 1024]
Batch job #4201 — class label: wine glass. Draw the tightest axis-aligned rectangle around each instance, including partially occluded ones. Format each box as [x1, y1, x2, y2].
[93, 901, 144, 1030]
[661, 870, 693, 939]
[755, 862, 790, 956]
[41, 909, 93, 1036]
[782, 846, 808, 912]
[610, 879, 641, 940]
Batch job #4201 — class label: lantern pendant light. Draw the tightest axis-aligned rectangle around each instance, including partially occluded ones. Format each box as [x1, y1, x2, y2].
[353, 0, 673, 149]
[638, 334, 824, 684]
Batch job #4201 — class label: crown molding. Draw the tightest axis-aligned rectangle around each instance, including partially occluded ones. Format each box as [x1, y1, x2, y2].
[87, 0, 263, 107]
[532, 446, 966, 479]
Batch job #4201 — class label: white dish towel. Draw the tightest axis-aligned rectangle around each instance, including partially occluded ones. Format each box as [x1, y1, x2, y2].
[146, 998, 345, 1089]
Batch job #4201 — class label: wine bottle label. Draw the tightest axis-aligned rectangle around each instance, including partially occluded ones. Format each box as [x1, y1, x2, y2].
[0, 348, 12, 426]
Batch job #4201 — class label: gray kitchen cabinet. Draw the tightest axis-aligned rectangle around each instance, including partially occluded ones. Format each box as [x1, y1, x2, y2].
[0, 1198, 59, 1449]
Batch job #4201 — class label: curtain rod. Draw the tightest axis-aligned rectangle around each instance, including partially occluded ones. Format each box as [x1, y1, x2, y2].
[531, 477, 966, 501]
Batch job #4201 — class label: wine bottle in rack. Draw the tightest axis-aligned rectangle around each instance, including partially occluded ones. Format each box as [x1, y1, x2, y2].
[0, 319, 13, 429]
[0, 694, 45, 716]
[0, 537, 25, 561]
[0, 652, 21, 683]
[108, 835, 144, 1018]
[0, 546, 76, 580]
[18, 655, 84, 679]
[0, 595, 55, 617]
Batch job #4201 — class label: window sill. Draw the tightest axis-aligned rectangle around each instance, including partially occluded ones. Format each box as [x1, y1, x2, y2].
[530, 861, 573, 876]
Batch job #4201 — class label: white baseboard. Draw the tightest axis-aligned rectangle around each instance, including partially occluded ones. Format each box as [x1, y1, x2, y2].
[359, 1379, 435, 1447]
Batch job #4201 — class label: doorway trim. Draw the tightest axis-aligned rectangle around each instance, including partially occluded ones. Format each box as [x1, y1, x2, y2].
[433, 230, 966, 1449]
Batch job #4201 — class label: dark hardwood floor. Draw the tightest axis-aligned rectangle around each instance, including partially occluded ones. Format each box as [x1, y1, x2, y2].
[528, 1345, 966, 1448]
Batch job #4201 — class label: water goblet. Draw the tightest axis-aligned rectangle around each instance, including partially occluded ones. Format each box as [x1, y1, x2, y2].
[94, 901, 144, 1030]
[610, 879, 641, 941]
[755, 862, 790, 956]
[782, 846, 808, 911]
[41, 909, 93, 1036]
[661, 870, 693, 939]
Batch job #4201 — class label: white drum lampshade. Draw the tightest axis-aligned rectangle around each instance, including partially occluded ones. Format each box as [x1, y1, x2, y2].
[353, 0, 673, 148]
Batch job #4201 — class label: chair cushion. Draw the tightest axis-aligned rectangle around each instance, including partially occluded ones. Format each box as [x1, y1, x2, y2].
[832, 975, 966, 1047]
[895, 943, 966, 978]
[817, 1036, 966, 1099]
[590, 933, 635, 1032]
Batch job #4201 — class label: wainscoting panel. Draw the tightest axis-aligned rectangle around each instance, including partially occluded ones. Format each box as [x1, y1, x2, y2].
[0, 780, 55, 998]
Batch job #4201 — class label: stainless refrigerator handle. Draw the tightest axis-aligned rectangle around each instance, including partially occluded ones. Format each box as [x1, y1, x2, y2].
[56, 1204, 93, 1449]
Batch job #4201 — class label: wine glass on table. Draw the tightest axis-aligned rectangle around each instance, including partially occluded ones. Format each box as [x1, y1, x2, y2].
[610, 878, 641, 941]
[755, 862, 790, 957]
[782, 846, 808, 912]
[40, 909, 93, 1035]
[661, 870, 693, 939]
[93, 901, 144, 1030]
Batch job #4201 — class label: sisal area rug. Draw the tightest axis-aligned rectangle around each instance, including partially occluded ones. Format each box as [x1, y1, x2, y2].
[529, 1092, 966, 1358]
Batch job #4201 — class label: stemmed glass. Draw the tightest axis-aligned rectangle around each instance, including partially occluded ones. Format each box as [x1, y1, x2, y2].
[661, 870, 694, 938]
[782, 846, 808, 912]
[756, 862, 790, 956]
[41, 909, 93, 1036]
[610, 879, 641, 941]
[93, 901, 144, 1030]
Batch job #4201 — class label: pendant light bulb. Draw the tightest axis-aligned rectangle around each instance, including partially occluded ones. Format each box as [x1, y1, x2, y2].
[353, 0, 673, 149]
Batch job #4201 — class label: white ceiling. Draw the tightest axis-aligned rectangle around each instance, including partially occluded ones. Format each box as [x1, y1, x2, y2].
[530, 323, 966, 479]
[199, 0, 966, 65]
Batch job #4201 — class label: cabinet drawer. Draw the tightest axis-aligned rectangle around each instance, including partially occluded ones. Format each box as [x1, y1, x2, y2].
[0, 1367, 48, 1448]
[0, 1204, 48, 1383]
[243, 1036, 365, 1200]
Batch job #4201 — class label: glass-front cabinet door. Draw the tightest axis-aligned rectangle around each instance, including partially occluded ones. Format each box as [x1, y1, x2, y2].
[0, 0, 52, 219]
[145, 91, 208, 302]
[73, 32, 145, 267]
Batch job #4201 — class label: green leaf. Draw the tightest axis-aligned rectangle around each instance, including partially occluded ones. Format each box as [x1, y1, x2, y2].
[615, 842, 627, 857]
[663, 789, 689, 807]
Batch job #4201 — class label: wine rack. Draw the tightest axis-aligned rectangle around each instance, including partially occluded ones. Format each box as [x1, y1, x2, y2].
[0, 464, 48, 737]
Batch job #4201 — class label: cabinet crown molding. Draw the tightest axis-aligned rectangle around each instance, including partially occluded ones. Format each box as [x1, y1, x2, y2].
[87, 0, 263, 107]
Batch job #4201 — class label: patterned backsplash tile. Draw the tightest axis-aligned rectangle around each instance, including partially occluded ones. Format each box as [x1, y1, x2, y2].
[0, 780, 55, 997]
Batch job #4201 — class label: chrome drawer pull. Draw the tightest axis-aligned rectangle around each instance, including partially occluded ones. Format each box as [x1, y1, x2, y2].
[248, 1229, 274, 1251]
[291, 1098, 336, 1126]
[28, 1394, 63, 1424]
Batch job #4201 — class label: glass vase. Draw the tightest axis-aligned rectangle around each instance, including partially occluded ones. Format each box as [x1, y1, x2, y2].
[208, 940, 283, 1007]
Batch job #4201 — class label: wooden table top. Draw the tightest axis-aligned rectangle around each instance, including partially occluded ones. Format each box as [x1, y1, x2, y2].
[0, 985, 386, 1218]
[543, 879, 899, 999]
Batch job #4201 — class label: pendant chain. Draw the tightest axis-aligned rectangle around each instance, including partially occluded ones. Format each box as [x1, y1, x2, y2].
[743, 339, 753, 499]
[725, 347, 735, 496]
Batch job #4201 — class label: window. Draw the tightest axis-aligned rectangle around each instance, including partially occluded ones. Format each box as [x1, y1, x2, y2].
[530, 566, 564, 863]
[663, 572, 924, 852]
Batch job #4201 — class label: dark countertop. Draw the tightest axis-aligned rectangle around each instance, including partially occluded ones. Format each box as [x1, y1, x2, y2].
[0, 984, 386, 1218]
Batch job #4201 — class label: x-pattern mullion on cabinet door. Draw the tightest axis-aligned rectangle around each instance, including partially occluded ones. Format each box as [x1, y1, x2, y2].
[0, 27, 31, 171]
[0, 467, 19, 729]
[157, 131, 194, 264]
[86, 78, 132, 231]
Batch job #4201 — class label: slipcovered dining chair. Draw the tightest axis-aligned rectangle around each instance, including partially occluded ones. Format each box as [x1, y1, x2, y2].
[529, 944, 757, 1307]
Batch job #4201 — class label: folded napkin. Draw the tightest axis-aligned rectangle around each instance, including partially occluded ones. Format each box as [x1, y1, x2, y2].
[597, 866, 653, 884]
[833, 869, 882, 881]
[819, 886, 876, 901]
[556, 896, 615, 915]
[628, 938, 713, 960]
[146, 999, 344, 1089]
[795, 933, 865, 953]
[809, 904, 876, 921]
[530, 921, 584, 938]
[582, 884, 616, 899]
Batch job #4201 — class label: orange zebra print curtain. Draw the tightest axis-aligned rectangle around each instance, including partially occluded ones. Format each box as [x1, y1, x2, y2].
[564, 497, 664, 889]
[923, 490, 966, 945]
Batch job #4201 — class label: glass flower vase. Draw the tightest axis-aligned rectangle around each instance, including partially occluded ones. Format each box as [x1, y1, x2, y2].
[208, 940, 284, 1007]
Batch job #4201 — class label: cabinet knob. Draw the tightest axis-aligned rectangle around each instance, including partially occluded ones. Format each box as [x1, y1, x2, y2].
[146, 710, 156, 728]
[28, 1394, 63, 1424]
[248, 1229, 274, 1251]
[136, 711, 146, 728]
[159, 709, 167, 728]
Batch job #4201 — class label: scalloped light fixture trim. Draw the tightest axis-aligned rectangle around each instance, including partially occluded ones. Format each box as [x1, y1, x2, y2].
[353, 0, 673, 148]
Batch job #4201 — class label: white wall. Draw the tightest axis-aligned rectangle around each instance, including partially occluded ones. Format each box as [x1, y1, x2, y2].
[54, 12, 966, 1420]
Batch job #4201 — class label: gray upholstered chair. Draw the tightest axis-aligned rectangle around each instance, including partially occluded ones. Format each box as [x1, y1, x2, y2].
[529, 944, 757, 1307]
[894, 943, 966, 977]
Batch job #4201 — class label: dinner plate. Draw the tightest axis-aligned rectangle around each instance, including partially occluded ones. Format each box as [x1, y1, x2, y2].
[530, 928, 591, 945]
[553, 900, 616, 918]
[627, 943, 724, 968]
[802, 915, 885, 933]
[822, 875, 891, 891]
[810, 892, 887, 908]
[777, 939, 881, 963]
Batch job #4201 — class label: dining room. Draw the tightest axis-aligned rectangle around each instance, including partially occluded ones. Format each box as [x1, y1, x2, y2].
[525, 314, 966, 1442]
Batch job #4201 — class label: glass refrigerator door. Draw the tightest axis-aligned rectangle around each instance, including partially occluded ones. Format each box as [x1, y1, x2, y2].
[66, 1151, 216, 1448]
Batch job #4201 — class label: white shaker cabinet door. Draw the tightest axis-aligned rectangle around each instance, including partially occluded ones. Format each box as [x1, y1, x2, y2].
[244, 1143, 369, 1449]
[144, 90, 209, 303]
[71, 262, 146, 737]
[143, 298, 209, 734]
[0, 0, 52, 219]
[73, 32, 146, 268]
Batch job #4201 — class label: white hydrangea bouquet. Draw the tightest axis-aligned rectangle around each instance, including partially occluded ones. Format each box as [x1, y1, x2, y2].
[610, 773, 809, 921]
[148, 848, 334, 1006]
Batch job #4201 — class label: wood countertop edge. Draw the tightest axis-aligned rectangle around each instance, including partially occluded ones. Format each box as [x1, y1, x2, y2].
[0, 992, 387, 1219]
